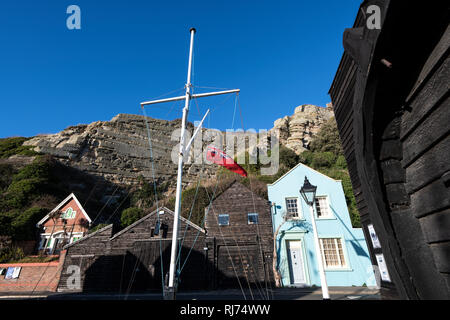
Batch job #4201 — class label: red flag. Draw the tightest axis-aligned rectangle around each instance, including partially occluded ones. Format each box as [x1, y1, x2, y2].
[206, 146, 248, 177]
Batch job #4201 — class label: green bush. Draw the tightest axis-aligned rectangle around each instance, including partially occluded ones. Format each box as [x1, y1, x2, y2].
[311, 152, 336, 168]
[0, 164, 15, 191]
[2, 157, 53, 211]
[11, 207, 47, 241]
[130, 176, 169, 209]
[309, 118, 343, 157]
[0, 246, 25, 263]
[120, 207, 144, 227]
[0, 137, 38, 159]
[336, 155, 348, 169]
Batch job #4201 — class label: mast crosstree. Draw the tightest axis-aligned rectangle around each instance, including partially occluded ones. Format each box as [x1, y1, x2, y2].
[140, 28, 240, 300]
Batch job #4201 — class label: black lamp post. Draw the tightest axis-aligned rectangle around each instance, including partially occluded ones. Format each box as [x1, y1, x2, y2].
[299, 176, 330, 300]
[300, 177, 317, 206]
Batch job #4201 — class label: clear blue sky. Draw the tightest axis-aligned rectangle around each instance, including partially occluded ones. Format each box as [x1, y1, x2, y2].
[0, 0, 361, 138]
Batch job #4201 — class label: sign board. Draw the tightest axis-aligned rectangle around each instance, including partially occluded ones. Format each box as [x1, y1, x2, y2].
[4, 267, 21, 280]
[375, 254, 391, 282]
[368, 224, 381, 249]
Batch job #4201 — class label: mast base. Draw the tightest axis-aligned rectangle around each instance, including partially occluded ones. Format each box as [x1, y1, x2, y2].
[164, 286, 176, 300]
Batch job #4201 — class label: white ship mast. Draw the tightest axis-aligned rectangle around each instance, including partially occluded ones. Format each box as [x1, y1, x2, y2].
[140, 28, 239, 300]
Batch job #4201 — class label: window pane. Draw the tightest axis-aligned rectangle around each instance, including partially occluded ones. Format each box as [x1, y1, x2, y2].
[315, 197, 330, 218]
[218, 214, 229, 226]
[286, 198, 299, 218]
[320, 238, 346, 268]
[248, 213, 258, 224]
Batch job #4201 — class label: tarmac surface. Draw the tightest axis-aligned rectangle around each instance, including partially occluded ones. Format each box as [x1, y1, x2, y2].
[0, 287, 380, 300]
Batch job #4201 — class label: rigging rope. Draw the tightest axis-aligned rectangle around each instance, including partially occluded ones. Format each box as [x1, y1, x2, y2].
[142, 105, 166, 298]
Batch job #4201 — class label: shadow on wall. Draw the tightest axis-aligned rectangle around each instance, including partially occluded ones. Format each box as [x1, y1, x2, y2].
[330, 205, 369, 258]
[78, 241, 251, 293]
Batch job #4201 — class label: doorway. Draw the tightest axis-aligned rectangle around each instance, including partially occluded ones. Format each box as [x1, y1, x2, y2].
[286, 240, 308, 286]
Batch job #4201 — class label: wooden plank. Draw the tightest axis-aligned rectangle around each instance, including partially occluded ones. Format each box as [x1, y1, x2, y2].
[405, 134, 450, 194]
[402, 95, 450, 167]
[401, 56, 450, 140]
[410, 178, 450, 219]
[419, 208, 450, 244]
[381, 159, 405, 184]
[406, 24, 450, 103]
[430, 241, 450, 273]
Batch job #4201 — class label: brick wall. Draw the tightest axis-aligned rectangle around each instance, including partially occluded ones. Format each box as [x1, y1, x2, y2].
[0, 251, 66, 292]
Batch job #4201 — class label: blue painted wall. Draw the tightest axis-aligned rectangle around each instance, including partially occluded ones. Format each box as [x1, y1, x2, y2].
[267, 163, 376, 287]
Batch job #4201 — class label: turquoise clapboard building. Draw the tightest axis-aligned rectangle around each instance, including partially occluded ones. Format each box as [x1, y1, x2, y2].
[267, 163, 376, 287]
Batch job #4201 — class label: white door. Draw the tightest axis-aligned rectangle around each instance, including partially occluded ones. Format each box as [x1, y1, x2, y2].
[287, 240, 307, 285]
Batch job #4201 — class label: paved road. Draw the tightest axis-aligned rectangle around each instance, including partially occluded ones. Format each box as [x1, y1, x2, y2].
[0, 287, 379, 300]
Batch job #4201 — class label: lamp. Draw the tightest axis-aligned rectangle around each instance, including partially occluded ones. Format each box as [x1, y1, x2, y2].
[299, 176, 330, 300]
[300, 177, 317, 206]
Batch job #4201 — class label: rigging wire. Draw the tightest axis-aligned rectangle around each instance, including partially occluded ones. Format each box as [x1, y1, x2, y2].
[174, 94, 251, 300]
[142, 105, 166, 298]
[237, 94, 272, 300]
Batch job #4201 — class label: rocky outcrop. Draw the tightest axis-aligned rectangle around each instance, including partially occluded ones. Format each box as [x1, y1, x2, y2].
[271, 104, 334, 154]
[23, 105, 334, 190]
[23, 114, 217, 191]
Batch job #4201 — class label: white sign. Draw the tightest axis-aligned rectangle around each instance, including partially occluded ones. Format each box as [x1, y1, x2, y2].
[12, 267, 21, 279]
[368, 224, 381, 249]
[5, 267, 21, 279]
[375, 254, 391, 282]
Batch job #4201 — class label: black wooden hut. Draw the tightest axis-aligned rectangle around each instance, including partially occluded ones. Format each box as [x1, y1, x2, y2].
[329, 1, 449, 299]
[57, 207, 214, 293]
[205, 181, 274, 291]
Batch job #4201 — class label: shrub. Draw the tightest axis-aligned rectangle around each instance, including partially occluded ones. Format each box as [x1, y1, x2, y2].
[0, 246, 25, 263]
[0, 137, 38, 159]
[2, 157, 53, 211]
[336, 155, 348, 169]
[11, 207, 47, 241]
[311, 152, 336, 168]
[0, 164, 15, 191]
[120, 207, 144, 227]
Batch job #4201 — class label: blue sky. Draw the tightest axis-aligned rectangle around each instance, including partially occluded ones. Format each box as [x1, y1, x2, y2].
[0, 0, 360, 138]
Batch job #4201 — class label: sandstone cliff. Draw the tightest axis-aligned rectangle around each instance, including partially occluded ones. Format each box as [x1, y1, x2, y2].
[271, 104, 334, 154]
[23, 104, 334, 190]
[23, 114, 217, 192]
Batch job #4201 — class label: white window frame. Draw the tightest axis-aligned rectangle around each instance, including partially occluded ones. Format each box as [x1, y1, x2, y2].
[247, 212, 259, 225]
[285, 197, 302, 219]
[318, 237, 349, 270]
[314, 196, 333, 219]
[218, 214, 230, 226]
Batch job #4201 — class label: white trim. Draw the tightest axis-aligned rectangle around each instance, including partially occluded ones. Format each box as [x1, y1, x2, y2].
[285, 197, 302, 219]
[110, 207, 205, 241]
[36, 193, 92, 227]
[315, 195, 334, 219]
[267, 162, 341, 187]
[318, 236, 350, 270]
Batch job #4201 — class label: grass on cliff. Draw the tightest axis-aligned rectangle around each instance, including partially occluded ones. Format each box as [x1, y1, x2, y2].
[0, 137, 39, 159]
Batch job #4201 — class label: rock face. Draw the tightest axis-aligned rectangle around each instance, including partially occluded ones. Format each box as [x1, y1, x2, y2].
[23, 114, 217, 191]
[23, 105, 334, 190]
[271, 104, 334, 154]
